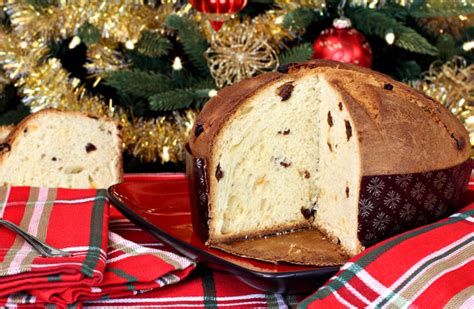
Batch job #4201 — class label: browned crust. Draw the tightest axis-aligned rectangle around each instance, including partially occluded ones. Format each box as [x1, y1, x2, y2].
[211, 228, 349, 266]
[0, 125, 14, 143]
[0, 108, 124, 183]
[189, 60, 470, 175]
[297, 60, 470, 175]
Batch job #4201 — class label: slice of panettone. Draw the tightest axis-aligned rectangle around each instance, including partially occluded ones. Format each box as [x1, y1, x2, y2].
[0, 109, 123, 189]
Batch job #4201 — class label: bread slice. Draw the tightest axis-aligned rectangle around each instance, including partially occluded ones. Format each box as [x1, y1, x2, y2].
[0, 125, 13, 143]
[0, 109, 123, 189]
[187, 60, 471, 256]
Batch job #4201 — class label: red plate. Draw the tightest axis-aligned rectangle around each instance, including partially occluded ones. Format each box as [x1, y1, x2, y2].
[108, 174, 339, 293]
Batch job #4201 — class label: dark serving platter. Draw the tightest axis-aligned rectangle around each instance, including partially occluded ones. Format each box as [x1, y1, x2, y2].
[108, 174, 340, 294]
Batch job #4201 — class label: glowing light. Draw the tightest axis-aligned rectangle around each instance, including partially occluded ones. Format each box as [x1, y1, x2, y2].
[385, 32, 395, 45]
[68, 36, 81, 49]
[172, 57, 183, 70]
[208, 89, 218, 97]
[462, 40, 474, 51]
[125, 40, 135, 50]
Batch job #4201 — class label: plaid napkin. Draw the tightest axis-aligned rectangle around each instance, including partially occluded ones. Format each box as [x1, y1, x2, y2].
[0, 187, 109, 296]
[0, 186, 195, 308]
[299, 202, 474, 308]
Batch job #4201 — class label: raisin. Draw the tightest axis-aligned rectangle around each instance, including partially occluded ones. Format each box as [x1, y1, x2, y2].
[345, 187, 350, 198]
[301, 207, 316, 219]
[277, 64, 289, 73]
[327, 111, 333, 127]
[304, 170, 311, 179]
[117, 124, 123, 130]
[215, 163, 224, 181]
[23, 128, 28, 133]
[52, 157, 57, 161]
[194, 123, 204, 137]
[280, 161, 291, 168]
[278, 129, 290, 135]
[0, 143, 11, 153]
[345, 120, 352, 141]
[338, 102, 343, 111]
[384, 83, 393, 90]
[85, 143, 97, 153]
[277, 82, 294, 101]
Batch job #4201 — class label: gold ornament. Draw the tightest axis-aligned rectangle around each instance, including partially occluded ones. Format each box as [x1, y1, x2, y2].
[206, 21, 279, 88]
[410, 56, 474, 149]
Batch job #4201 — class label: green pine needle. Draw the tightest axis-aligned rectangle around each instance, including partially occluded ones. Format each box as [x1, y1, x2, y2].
[409, 3, 474, 18]
[283, 8, 323, 32]
[104, 70, 173, 98]
[149, 88, 194, 111]
[136, 31, 172, 57]
[149, 87, 212, 111]
[279, 43, 313, 64]
[347, 8, 438, 56]
[165, 15, 210, 76]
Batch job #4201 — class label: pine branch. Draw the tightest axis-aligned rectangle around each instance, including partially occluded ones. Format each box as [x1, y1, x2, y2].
[283, 8, 323, 32]
[165, 15, 210, 76]
[136, 31, 172, 57]
[104, 70, 173, 98]
[409, 3, 474, 18]
[149, 87, 213, 111]
[126, 51, 169, 73]
[149, 88, 195, 111]
[347, 8, 438, 56]
[278, 43, 313, 64]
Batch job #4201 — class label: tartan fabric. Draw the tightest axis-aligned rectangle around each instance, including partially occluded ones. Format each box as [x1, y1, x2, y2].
[1, 176, 473, 308]
[0, 186, 195, 308]
[0, 187, 109, 296]
[299, 203, 474, 308]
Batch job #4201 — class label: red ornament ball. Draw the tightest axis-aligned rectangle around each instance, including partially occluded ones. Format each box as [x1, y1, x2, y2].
[190, 0, 248, 31]
[312, 17, 372, 68]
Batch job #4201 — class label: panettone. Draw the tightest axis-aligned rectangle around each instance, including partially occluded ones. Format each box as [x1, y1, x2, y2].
[187, 60, 471, 256]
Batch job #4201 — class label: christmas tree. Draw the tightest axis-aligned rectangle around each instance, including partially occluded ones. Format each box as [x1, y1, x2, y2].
[0, 0, 472, 171]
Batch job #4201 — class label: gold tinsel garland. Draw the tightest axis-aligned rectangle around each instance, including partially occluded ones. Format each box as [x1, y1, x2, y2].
[1, 0, 472, 164]
[411, 56, 474, 148]
[0, 3, 195, 163]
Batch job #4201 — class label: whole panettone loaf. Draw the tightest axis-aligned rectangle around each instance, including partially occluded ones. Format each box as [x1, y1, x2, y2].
[187, 60, 471, 257]
[0, 109, 123, 189]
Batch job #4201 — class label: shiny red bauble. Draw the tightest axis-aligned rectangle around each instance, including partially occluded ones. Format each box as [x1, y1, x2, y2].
[190, 0, 248, 31]
[312, 17, 372, 68]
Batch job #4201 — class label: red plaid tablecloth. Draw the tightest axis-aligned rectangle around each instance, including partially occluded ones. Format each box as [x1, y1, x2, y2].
[0, 175, 472, 308]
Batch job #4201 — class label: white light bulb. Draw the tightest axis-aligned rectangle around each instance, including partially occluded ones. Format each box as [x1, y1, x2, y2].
[172, 57, 183, 70]
[462, 40, 474, 51]
[68, 36, 81, 49]
[208, 89, 218, 97]
[385, 32, 395, 45]
[125, 40, 135, 50]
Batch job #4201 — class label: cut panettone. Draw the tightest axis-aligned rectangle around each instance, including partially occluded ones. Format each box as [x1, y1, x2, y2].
[0, 109, 123, 189]
[186, 60, 471, 257]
